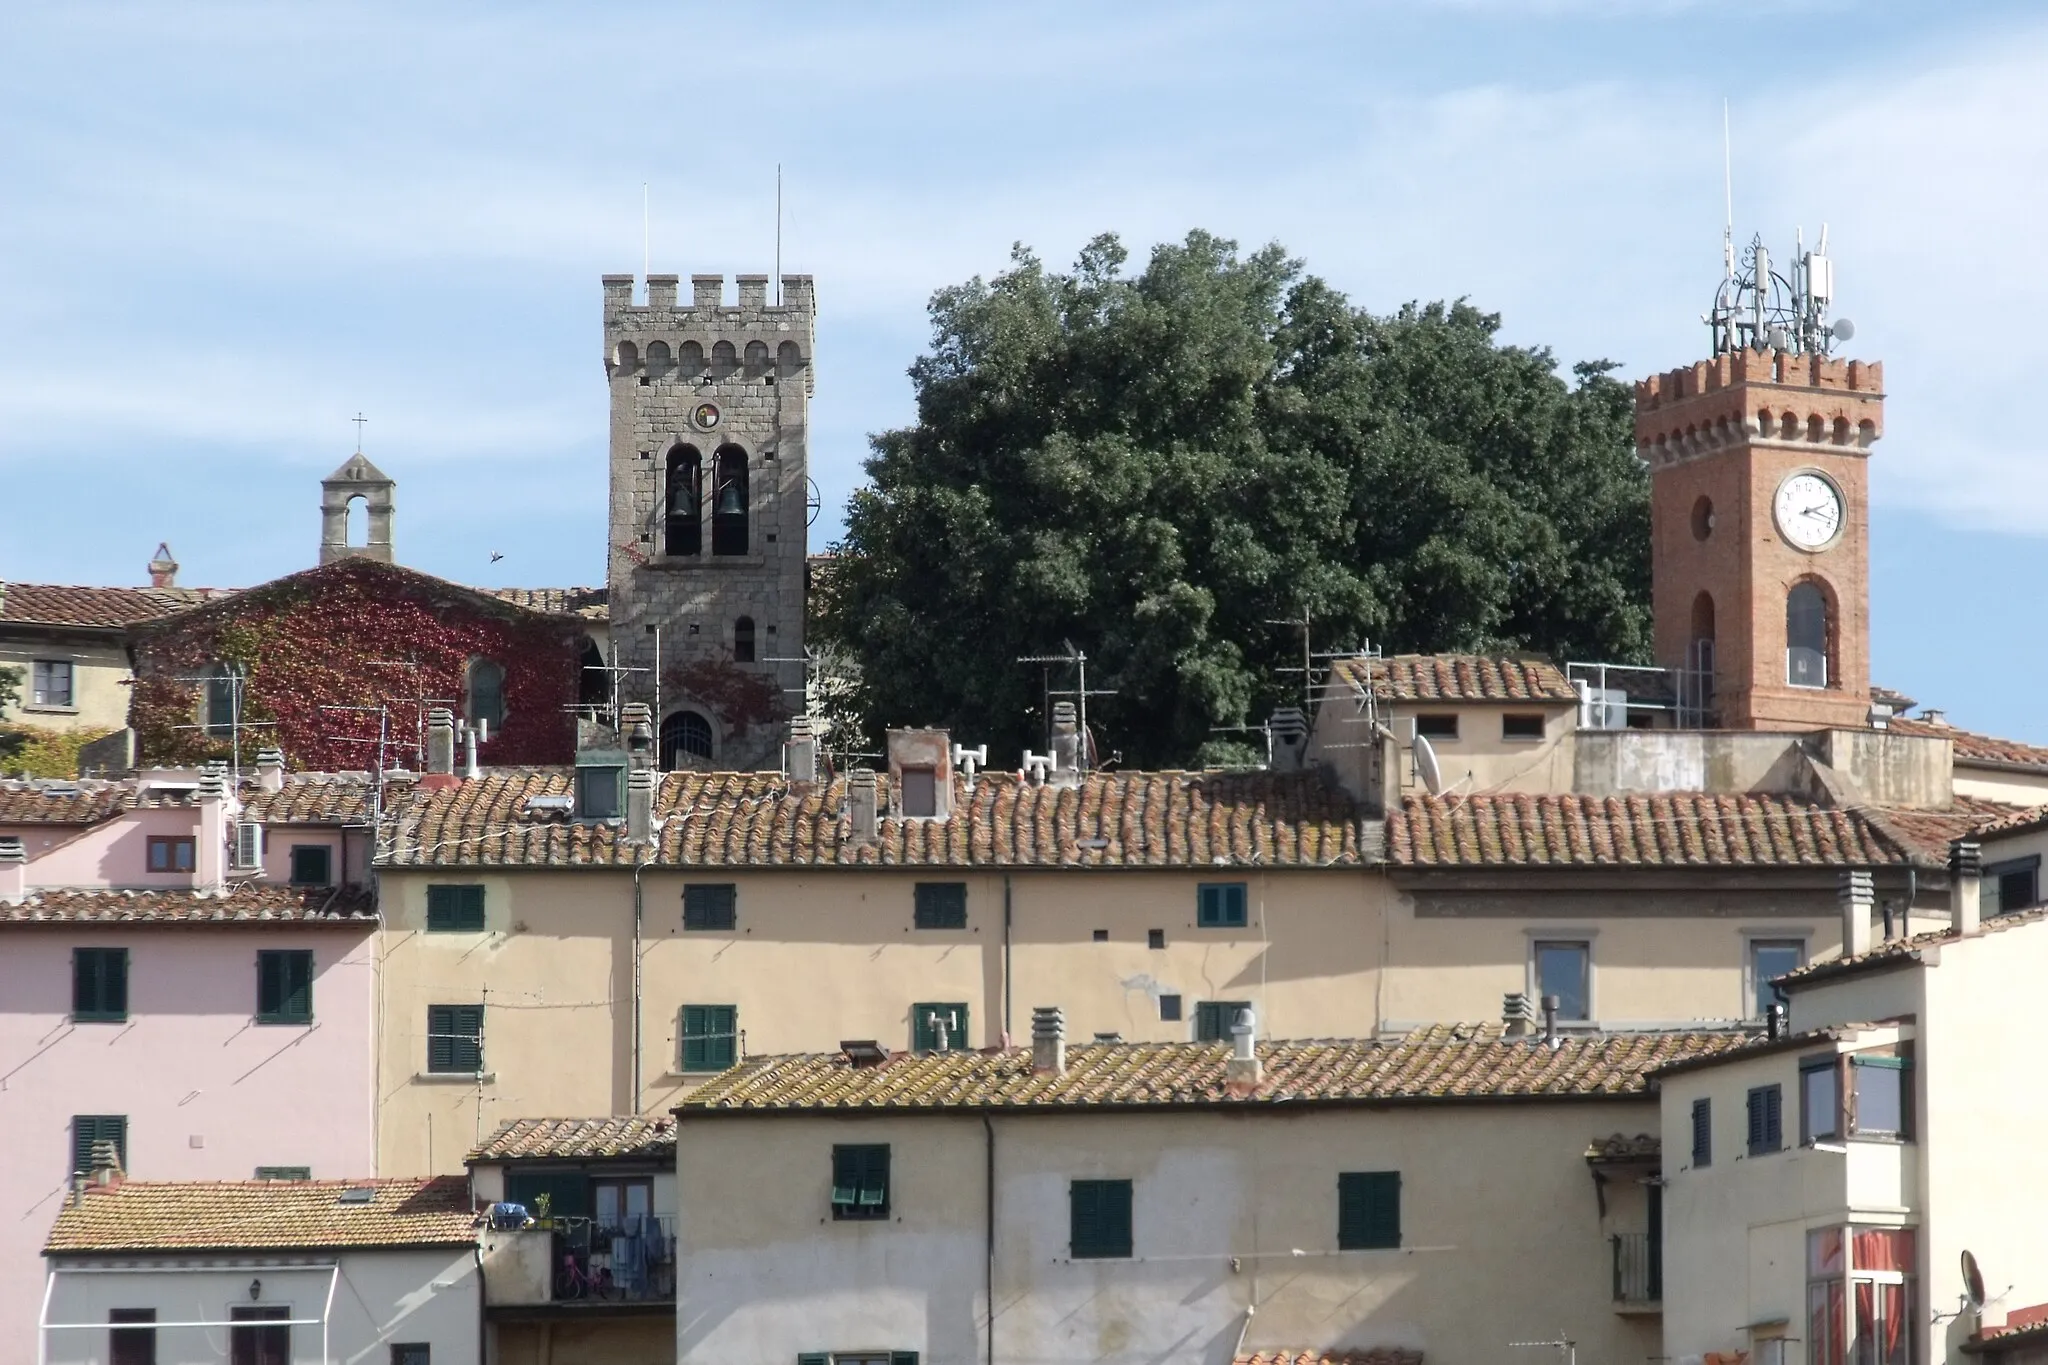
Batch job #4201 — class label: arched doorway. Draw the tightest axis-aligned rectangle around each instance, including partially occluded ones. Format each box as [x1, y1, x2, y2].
[661, 710, 714, 770]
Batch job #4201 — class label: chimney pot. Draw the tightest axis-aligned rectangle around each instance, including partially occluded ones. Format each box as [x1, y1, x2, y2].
[146, 542, 179, 589]
[785, 715, 818, 785]
[426, 708, 457, 777]
[1540, 994, 1561, 1050]
[1501, 991, 1534, 1038]
[1951, 841, 1983, 937]
[255, 747, 286, 793]
[1031, 1005, 1067, 1074]
[0, 836, 26, 905]
[1225, 1005, 1263, 1090]
[621, 704, 655, 771]
[1050, 703, 1082, 786]
[847, 769, 879, 845]
[1839, 869, 1876, 960]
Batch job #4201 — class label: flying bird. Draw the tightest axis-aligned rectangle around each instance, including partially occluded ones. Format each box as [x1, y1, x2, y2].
[489, 552, 504, 563]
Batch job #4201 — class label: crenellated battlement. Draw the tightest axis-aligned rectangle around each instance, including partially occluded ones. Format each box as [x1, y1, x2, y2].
[602, 272, 816, 322]
[1633, 347, 1885, 466]
[1635, 348, 1883, 412]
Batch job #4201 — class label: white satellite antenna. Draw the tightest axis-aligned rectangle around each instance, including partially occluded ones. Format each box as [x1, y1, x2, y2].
[1413, 734, 1444, 796]
[1962, 1249, 1987, 1312]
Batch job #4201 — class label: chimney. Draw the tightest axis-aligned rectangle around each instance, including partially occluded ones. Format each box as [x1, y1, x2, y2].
[627, 767, 656, 846]
[1540, 994, 1561, 1050]
[621, 703, 655, 772]
[255, 747, 285, 793]
[425, 708, 456, 778]
[1921, 709, 1947, 727]
[88, 1139, 123, 1188]
[1031, 1005, 1067, 1075]
[0, 837, 26, 905]
[847, 769, 879, 845]
[146, 542, 179, 588]
[785, 715, 818, 784]
[1840, 869, 1875, 960]
[1951, 841, 1983, 937]
[1225, 1006, 1262, 1090]
[1501, 991, 1535, 1039]
[1267, 707, 1309, 773]
[1049, 703, 1082, 787]
[196, 764, 228, 891]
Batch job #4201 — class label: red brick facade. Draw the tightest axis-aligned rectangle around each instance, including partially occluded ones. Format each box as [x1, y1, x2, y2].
[1636, 349, 1883, 731]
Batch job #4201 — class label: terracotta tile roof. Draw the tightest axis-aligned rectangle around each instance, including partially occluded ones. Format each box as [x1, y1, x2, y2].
[1330, 653, 1577, 704]
[46, 1176, 475, 1254]
[381, 768, 1366, 870]
[486, 587, 609, 621]
[239, 773, 376, 824]
[468, 1117, 676, 1163]
[1585, 1132, 1660, 1163]
[1870, 685, 1917, 713]
[0, 780, 139, 825]
[1388, 793, 1917, 869]
[1968, 1303, 2048, 1352]
[676, 1027, 1754, 1116]
[1863, 796, 2025, 865]
[0, 583, 224, 629]
[1963, 801, 2048, 842]
[1239, 1353, 1423, 1365]
[0, 883, 375, 925]
[1888, 717, 2048, 772]
[1776, 905, 2048, 988]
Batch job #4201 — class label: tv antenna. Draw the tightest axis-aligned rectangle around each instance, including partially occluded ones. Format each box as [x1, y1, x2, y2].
[1017, 643, 1117, 773]
[1510, 1336, 1576, 1365]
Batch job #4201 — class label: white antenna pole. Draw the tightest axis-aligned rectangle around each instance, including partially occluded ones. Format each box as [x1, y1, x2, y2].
[642, 182, 650, 282]
[1722, 99, 1735, 279]
[775, 164, 783, 306]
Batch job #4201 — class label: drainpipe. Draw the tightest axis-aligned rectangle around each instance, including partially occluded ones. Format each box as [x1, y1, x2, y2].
[632, 854, 646, 1108]
[1002, 875, 1014, 1043]
[984, 1114, 997, 1365]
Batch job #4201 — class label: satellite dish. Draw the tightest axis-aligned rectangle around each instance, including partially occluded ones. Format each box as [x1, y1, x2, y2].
[1962, 1249, 1987, 1311]
[1832, 317, 1856, 342]
[1412, 734, 1443, 796]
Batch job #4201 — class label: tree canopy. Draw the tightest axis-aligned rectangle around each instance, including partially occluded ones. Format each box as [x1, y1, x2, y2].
[820, 231, 1650, 769]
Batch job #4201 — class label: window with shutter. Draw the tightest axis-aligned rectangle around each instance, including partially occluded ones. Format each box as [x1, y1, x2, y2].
[911, 1002, 968, 1052]
[1196, 882, 1248, 928]
[425, 885, 486, 932]
[1747, 1083, 1782, 1155]
[289, 845, 333, 887]
[256, 950, 314, 1025]
[1337, 1171, 1401, 1250]
[912, 883, 967, 929]
[1069, 1178, 1133, 1258]
[1194, 1000, 1251, 1043]
[426, 1005, 484, 1073]
[830, 1144, 890, 1220]
[70, 1115, 128, 1176]
[683, 884, 738, 931]
[73, 947, 129, 1022]
[680, 1005, 738, 1071]
[1691, 1098, 1712, 1168]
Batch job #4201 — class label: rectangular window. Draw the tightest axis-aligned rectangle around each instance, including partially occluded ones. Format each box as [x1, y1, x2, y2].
[912, 1002, 967, 1052]
[1194, 1000, 1251, 1043]
[683, 884, 737, 931]
[145, 836, 195, 874]
[1985, 856, 2040, 917]
[1069, 1178, 1133, 1259]
[426, 1004, 484, 1073]
[110, 1308, 156, 1365]
[1807, 1227, 1917, 1365]
[1850, 1056, 1910, 1139]
[425, 884, 486, 932]
[390, 1348, 431, 1365]
[1196, 882, 1248, 928]
[288, 845, 333, 886]
[1502, 712, 1546, 740]
[1147, 928, 1166, 949]
[71, 1115, 128, 1176]
[32, 660, 75, 708]
[1533, 940, 1591, 1021]
[1159, 994, 1182, 1022]
[255, 1166, 312, 1180]
[830, 1144, 890, 1220]
[680, 1004, 738, 1071]
[1750, 939, 1805, 1018]
[1802, 1058, 1841, 1144]
[1414, 713, 1459, 740]
[1747, 1083, 1783, 1155]
[575, 764, 623, 820]
[912, 882, 967, 929]
[1691, 1097, 1712, 1168]
[256, 950, 314, 1025]
[900, 767, 938, 817]
[230, 1305, 290, 1365]
[1337, 1170, 1401, 1250]
[73, 947, 129, 1022]
[592, 1177, 653, 1235]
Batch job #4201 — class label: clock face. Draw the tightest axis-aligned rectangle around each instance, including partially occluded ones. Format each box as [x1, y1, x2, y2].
[1773, 471, 1844, 551]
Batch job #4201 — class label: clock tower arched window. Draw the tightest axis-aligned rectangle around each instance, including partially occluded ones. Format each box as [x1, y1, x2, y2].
[1786, 581, 1831, 690]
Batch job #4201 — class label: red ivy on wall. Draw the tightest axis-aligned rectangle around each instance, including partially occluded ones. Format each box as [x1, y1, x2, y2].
[663, 657, 785, 738]
[130, 560, 583, 770]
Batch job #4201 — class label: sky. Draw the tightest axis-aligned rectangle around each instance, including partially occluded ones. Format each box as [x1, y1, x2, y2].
[3, 1, 2046, 738]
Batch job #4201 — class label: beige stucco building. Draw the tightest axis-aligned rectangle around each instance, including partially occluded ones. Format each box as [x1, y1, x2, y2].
[0, 579, 214, 740]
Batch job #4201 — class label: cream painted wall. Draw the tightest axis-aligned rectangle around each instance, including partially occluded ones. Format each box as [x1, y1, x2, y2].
[672, 1101, 1661, 1365]
[41, 1249, 479, 1365]
[0, 637, 131, 734]
[1306, 698, 1579, 801]
[1952, 767, 2048, 807]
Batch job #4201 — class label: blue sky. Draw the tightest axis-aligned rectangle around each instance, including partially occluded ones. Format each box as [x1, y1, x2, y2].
[4, 2, 2046, 737]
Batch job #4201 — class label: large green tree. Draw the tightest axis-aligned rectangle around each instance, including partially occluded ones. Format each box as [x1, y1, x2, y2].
[822, 231, 1650, 768]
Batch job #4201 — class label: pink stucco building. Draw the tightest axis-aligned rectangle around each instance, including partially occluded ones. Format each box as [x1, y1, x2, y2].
[0, 761, 378, 1358]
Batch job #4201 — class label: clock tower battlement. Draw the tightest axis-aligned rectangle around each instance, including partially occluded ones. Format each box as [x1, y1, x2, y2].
[1637, 347, 1884, 733]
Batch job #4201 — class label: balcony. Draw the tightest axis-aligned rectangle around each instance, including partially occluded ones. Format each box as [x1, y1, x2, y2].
[1612, 1231, 1662, 1311]
[482, 1214, 676, 1316]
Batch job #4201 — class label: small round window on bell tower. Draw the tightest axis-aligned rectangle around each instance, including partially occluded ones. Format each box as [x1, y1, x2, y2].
[1690, 495, 1716, 541]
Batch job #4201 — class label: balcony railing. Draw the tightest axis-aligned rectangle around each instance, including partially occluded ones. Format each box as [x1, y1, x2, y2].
[1612, 1231, 1662, 1305]
[551, 1214, 676, 1303]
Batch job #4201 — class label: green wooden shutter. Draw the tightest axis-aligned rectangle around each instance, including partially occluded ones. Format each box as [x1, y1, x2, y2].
[831, 1144, 889, 1218]
[1338, 1171, 1401, 1250]
[891, 1354, 920, 1365]
[71, 1115, 127, 1175]
[681, 1005, 737, 1071]
[427, 885, 486, 932]
[913, 883, 967, 929]
[428, 1005, 484, 1072]
[1195, 1001, 1250, 1043]
[1691, 1098, 1712, 1168]
[797, 1355, 830, 1365]
[257, 950, 313, 1022]
[1070, 1179, 1132, 1258]
[73, 948, 128, 1022]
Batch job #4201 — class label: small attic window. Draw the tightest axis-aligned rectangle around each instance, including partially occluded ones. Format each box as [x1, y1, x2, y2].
[337, 1187, 376, 1205]
[1502, 713, 1545, 741]
[900, 767, 938, 818]
[575, 765, 624, 821]
[1414, 713, 1458, 740]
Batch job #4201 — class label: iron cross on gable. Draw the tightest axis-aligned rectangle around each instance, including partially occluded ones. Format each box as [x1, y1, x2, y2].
[351, 412, 368, 453]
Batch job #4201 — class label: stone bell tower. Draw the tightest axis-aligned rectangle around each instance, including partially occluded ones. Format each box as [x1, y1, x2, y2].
[601, 272, 814, 769]
[1636, 234, 1881, 731]
[319, 452, 396, 565]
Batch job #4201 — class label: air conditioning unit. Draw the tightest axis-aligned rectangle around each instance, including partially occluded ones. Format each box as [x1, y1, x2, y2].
[233, 822, 264, 871]
[1575, 682, 1629, 730]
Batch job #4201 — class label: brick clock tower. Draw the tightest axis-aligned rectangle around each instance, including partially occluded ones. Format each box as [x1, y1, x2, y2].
[1635, 247, 1884, 731]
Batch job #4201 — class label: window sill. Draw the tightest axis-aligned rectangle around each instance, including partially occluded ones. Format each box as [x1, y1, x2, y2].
[255, 1018, 314, 1028]
[664, 1068, 733, 1079]
[22, 704, 80, 715]
[645, 554, 769, 570]
[415, 1071, 496, 1084]
[71, 1014, 128, 1025]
